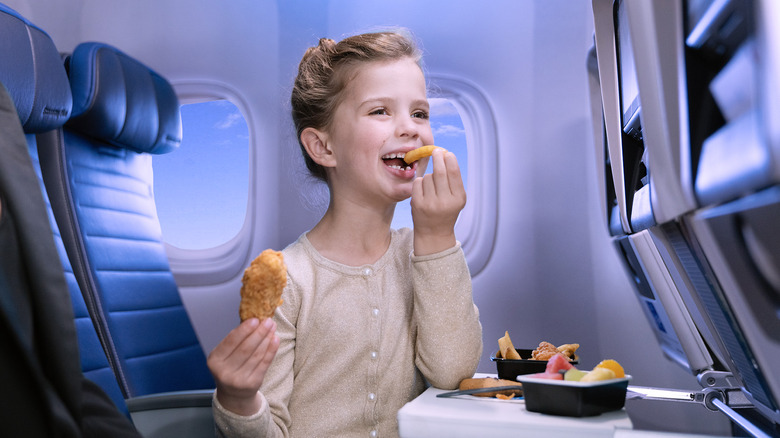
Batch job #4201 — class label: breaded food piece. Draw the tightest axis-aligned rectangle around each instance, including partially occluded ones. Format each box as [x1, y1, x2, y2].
[239, 249, 287, 321]
[403, 145, 445, 164]
[531, 341, 579, 361]
[531, 341, 559, 361]
[459, 377, 523, 398]
[556, 343, 580, 361]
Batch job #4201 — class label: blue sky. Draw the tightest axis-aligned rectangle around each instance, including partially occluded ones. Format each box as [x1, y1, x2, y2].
[154, 98, 467, 249]
[154, 100, 249, 249]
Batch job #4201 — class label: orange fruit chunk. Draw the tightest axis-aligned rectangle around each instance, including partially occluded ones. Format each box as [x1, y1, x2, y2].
[580, 367, 616, 382]
[595, 359, 625, 378]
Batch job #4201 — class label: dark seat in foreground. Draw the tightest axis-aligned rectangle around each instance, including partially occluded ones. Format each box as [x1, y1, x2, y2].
[0, 2, 129, 417]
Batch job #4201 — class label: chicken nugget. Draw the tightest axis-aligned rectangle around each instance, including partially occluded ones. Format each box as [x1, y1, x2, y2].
[531, 341, 559, 361]
[239, 249, 287, 321]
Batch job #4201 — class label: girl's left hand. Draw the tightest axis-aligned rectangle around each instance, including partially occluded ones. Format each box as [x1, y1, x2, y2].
[411, 148, 466, 256]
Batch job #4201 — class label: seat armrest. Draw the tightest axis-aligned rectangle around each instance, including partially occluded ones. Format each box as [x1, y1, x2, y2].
[127, 389, 214, 411]
[127, 390, 214, 438]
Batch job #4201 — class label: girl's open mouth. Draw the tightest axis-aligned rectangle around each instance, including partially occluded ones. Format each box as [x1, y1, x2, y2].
[381, 152, 415, 171]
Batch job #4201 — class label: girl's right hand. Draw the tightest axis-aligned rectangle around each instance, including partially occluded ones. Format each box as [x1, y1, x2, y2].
[410, 148, 466, 256]
[207, 318, 280, 416]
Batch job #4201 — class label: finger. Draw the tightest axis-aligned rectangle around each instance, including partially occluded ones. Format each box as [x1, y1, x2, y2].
[246, 333, 279, 391]
[236, 318, 275, 356]
[228, 320, 277, 381]
[411, 176, 424, 202]
[444, 152, 465, 197]
[415, 155, 431, 178]
[220, 319, 274, 371]
[430, 148, 449, 195]
[252, 334, 280, 377]
[422, 170, 437, 199]
[246, 321, 277, 369]
[210, 318, 260, 359]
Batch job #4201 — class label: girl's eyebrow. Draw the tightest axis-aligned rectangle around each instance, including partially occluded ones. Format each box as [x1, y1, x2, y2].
[359, 97, 429, 109]
[359, 96, 392, 106]
[412, 98, 430, 109]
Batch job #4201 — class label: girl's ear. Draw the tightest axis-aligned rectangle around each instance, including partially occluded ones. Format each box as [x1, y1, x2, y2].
[301, 127, 336, 168]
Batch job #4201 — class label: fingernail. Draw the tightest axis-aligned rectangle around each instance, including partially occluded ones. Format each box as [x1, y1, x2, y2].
[262, 318, 274, 329]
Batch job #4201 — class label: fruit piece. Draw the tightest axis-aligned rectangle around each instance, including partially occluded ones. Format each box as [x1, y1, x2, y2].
[595, 359, 625, 378]
[528, 372, 564, 380]
[563, 369, 588, 382]
[544, 353, 574, 374]
[580, 367, 616, 382]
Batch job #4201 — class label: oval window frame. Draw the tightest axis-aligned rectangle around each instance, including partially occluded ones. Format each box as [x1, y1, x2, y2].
[429, 75, 498, 276]
[162, 80, 255, 286]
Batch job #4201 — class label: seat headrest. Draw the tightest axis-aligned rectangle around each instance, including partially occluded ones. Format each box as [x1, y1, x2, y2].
[65, 42, 181, 155]
[0, 3, 72, 133]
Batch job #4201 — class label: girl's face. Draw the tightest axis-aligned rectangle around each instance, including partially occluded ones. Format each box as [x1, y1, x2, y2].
[324, 57, 433, 208]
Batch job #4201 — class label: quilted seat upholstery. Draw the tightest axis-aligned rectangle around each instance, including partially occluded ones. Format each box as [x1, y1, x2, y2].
[39, 41, 215, 397]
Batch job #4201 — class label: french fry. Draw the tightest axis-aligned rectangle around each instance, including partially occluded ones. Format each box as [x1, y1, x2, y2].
[403, 145, 445, 164]
[498, 331, 522, 360]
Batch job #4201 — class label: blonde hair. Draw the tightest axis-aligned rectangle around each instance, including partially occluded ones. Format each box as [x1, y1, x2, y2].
[291, 30, 422, 182]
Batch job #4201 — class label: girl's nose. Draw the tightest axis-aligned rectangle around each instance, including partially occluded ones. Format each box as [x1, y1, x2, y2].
[396, 115, 420, 139]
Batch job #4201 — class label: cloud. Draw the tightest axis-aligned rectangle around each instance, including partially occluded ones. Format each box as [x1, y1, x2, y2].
[433, 123, 465, 137]
[215, 112, 243, 130]
[429, 97, 459, 117]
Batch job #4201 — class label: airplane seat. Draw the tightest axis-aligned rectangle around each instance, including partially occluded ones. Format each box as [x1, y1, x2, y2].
[35, 41, 216, 437]
[0, 2, 130, 418]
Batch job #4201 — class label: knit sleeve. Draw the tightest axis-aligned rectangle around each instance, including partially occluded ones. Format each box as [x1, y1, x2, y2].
[213, 390, 274, 438]
[411, 243, 483, 389]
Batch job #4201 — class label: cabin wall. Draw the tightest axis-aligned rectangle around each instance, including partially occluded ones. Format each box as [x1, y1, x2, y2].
[2, 0, 731, 434]
[277, 2, 728, 433]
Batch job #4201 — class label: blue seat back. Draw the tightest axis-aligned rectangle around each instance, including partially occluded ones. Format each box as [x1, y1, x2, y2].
[0, 2, 129, 416]
[44, 42, 215, 397]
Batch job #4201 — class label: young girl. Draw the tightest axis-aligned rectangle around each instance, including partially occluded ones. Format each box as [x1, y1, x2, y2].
[207, 30, 482, 438]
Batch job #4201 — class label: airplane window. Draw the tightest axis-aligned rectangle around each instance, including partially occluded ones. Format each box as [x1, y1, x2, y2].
[425, 77, 498, 276]
[154, 99, 249, 250]
[392, 97, 468, 230]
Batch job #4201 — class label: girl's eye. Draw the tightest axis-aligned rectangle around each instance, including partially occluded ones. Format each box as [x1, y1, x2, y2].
[412, 110, 429, 120]
[369, 108, 388, 116]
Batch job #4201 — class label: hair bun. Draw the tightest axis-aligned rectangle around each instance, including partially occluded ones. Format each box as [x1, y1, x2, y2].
[301, 38, 336, 65]
[317, 38, 337, 53]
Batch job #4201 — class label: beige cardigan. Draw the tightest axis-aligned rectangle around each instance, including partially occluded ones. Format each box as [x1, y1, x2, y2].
[214, 228, 482, 437]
